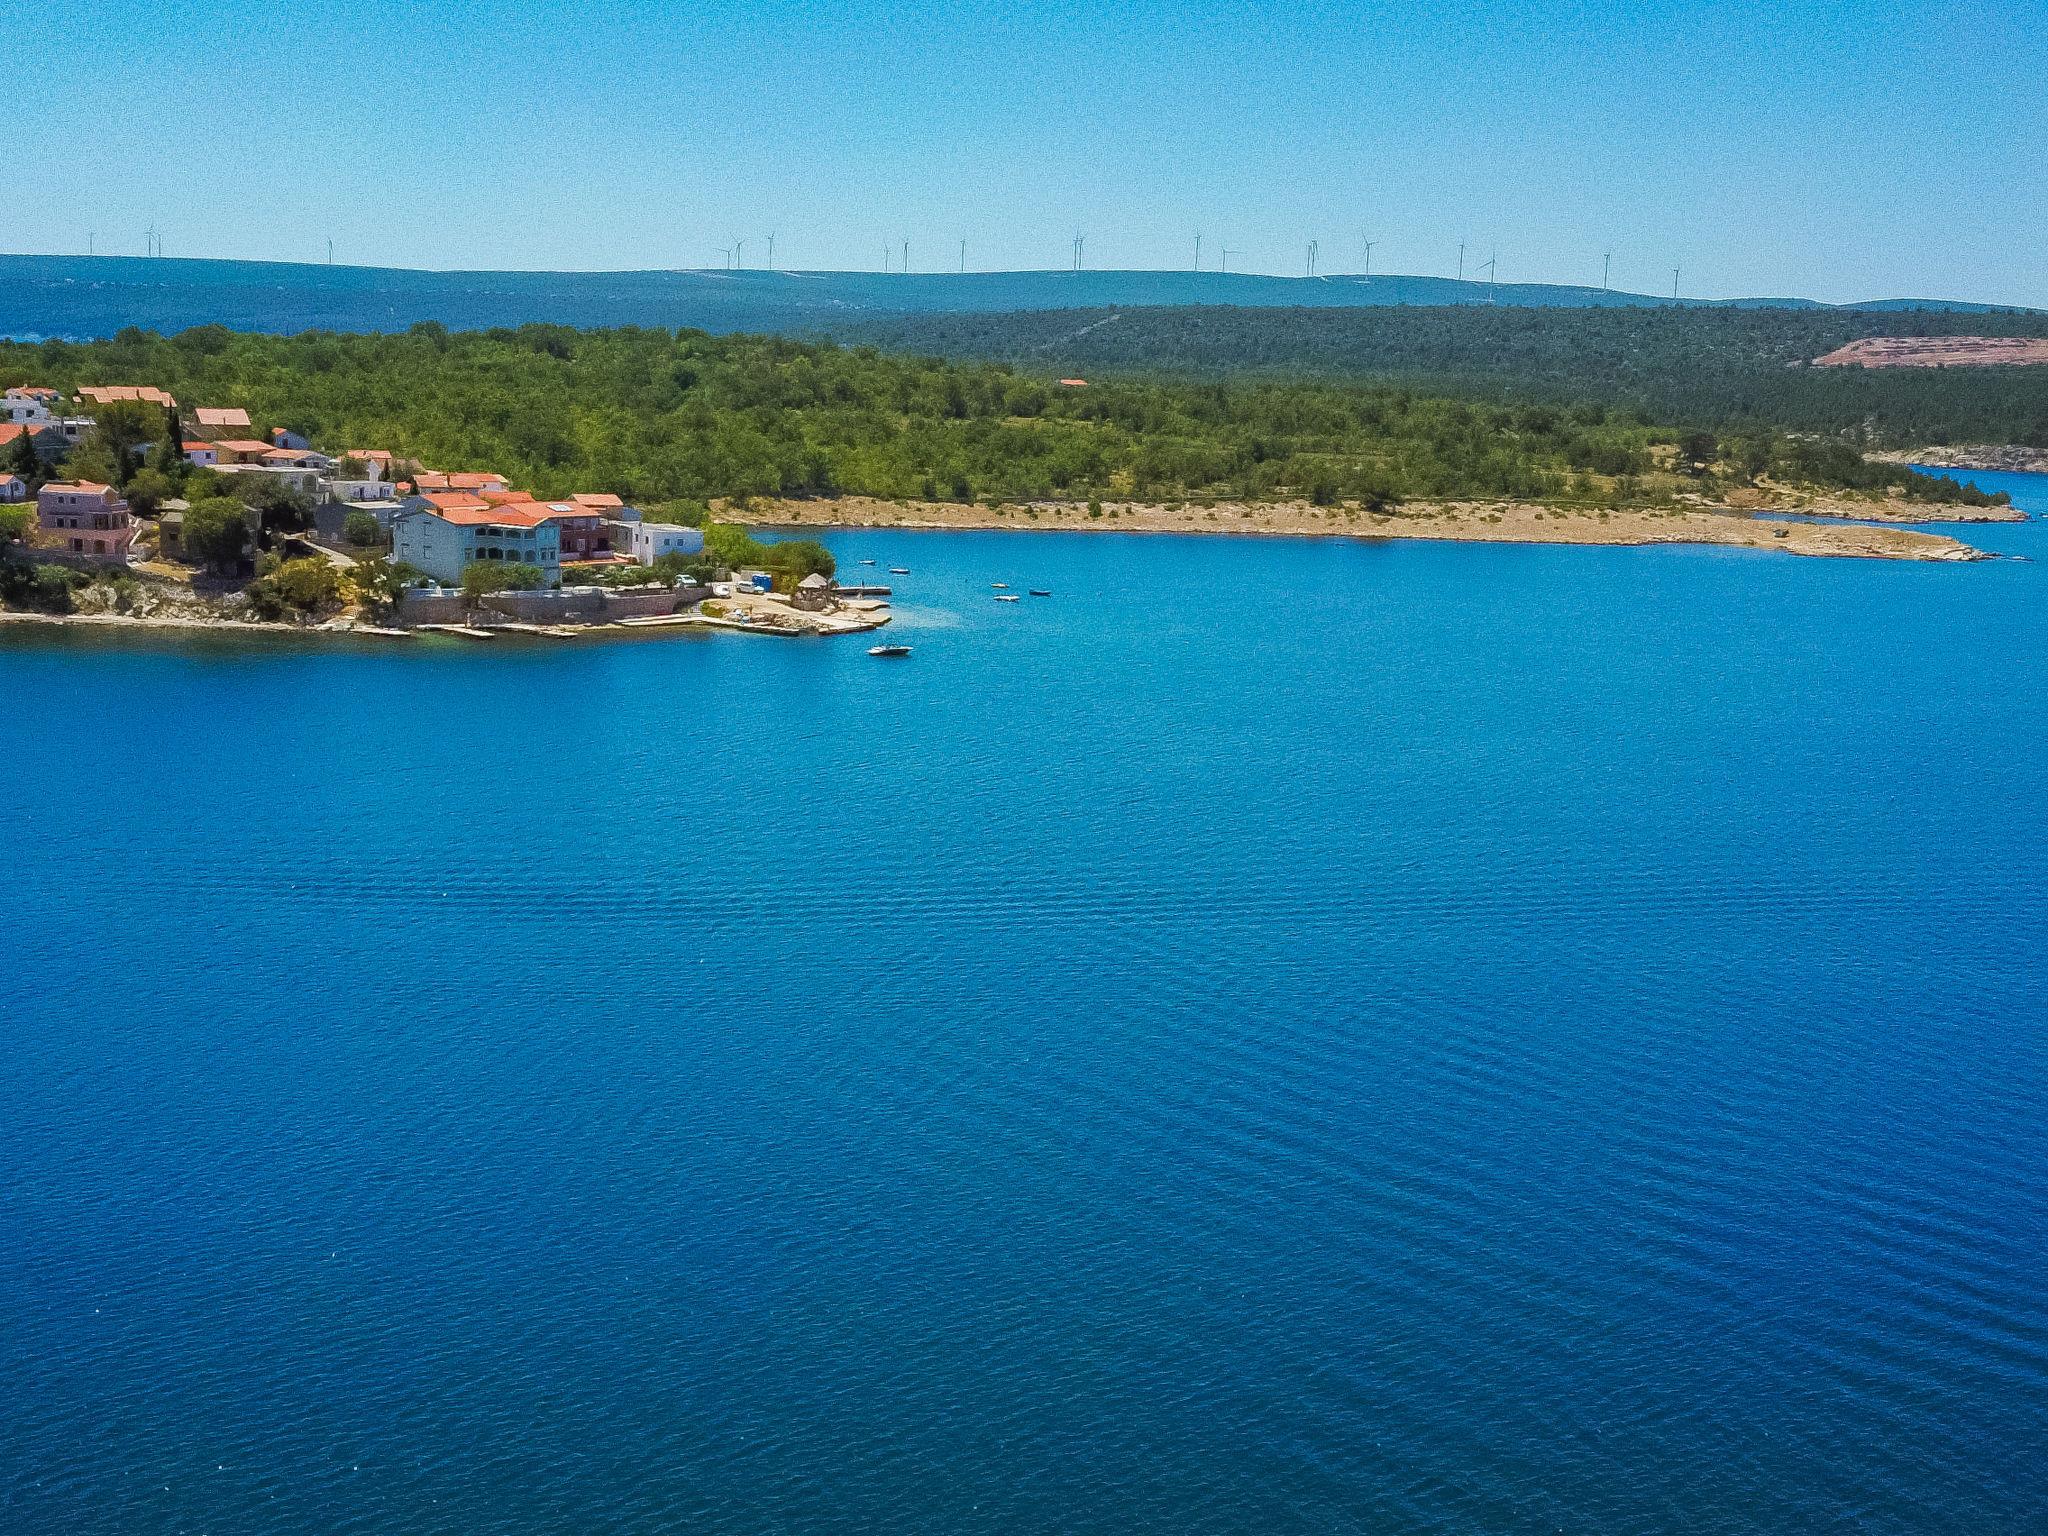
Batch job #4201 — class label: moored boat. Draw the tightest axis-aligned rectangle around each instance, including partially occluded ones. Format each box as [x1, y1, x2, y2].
[868, 644, 912, 657]
[1029, 589, 1052, 597]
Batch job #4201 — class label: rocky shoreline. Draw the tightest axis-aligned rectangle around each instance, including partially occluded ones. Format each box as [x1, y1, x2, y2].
[1870, 445, 2048, 476]
[753, 496, 1994, 562]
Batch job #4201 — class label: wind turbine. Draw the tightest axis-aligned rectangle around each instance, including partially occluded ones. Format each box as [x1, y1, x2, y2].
[1361, 237, 1376, 278]
[1478, 250, 1498, 302]
[901, 238, 909, 272]
[1072, 232, 1085, 272]
[1306, 240, 1319, 277]
[959, 238, 967, 273]
[1672, 266, 1681, 302]
[1457, 241, 1466, 282]
[1220, 247, 1236, 274]
[1602, 251, 1612, 291]
[734, 238, 746, 269]
[1193, 231, 1201, 273]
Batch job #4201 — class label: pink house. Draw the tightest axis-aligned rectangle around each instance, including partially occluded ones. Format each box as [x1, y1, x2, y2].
[39, 481, 135, 562]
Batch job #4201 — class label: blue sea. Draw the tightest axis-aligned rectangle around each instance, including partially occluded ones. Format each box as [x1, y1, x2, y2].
[4, 477, 2046, 1535]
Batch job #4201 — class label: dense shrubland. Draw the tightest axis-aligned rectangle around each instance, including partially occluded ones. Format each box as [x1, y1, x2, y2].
[0, 322, 2003, 511]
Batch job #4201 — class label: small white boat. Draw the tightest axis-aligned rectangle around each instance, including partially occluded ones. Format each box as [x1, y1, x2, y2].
[868, 644, 912, 657]
[995, 593, 1022, 602]
[992, 582, 1009, 589]
[860, 559, 876, 566]
[889, 567, 911, 575]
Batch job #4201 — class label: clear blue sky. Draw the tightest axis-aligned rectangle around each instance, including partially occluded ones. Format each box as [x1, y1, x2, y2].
[19, 0, 2046, 304]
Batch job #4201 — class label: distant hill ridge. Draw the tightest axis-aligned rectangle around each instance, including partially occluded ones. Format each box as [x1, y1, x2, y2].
[0, 255, 2028, 341]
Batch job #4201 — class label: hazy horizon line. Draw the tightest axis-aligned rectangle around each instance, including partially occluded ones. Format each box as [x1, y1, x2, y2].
[3, 252, 2035, 312]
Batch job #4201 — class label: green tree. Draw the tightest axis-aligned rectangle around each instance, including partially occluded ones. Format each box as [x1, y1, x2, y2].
[236, 477, 313, 540]
[7, 426, 39, 483]
[702, 522, 767, 571]
[349, 557, 424, 618]
[0, 505, 32, 543]
[124, 466, 176, 518]
[0, 555, 83, 613]
[145, 407, 185, 476]
[1674, 431, 1719, 478]
[248, 556, 342, 616]
[75, 399, 161, 487]
[183, 495, 251, 573]
[460, 560, 544, 602]
[761, 538, 835, 580]
[342, 509, 384, 547]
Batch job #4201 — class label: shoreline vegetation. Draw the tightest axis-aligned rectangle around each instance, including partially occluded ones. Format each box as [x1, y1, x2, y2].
[2, 325, 2013, 517]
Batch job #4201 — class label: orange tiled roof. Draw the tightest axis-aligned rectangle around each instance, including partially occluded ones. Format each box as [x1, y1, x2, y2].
[194, 407, 252, 428]
[44, 480, 112, 494]
[76, 385, 177, 407]
[570, 492, 624, 510]
[431, 503, 561, 528]
[212, 438, 276, 454]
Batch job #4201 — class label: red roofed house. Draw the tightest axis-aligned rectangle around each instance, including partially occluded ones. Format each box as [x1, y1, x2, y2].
[0, 422, 59, 462]
[4, 388, 58, 426]
[39, 481, 135, 562]
[392, 497, 564, 585]
[194, 406, 253, 434]
[209, 439, 277, 465]
[183, 443, 221, 468]
[0, 474, 25, 504]
[557, 494, 625, 560]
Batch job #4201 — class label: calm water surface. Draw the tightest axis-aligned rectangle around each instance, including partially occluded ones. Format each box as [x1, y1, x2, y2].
[4, 481, 2046, 1534]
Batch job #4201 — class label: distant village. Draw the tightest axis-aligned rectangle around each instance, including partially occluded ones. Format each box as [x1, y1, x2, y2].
[1, 384, 887, 637]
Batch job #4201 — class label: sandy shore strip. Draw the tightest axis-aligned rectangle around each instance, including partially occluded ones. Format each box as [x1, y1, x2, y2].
[753, 496, 1992, 561]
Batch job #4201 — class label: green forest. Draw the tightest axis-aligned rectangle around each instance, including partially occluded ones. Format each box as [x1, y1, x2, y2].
[843, 305, 2048, 449]
[0, 322, 2007, 510]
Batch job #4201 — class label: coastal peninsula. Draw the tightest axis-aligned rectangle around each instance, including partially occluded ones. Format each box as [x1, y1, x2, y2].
[754, 495, 1991, 561]
[2, 324, 2025, 638]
